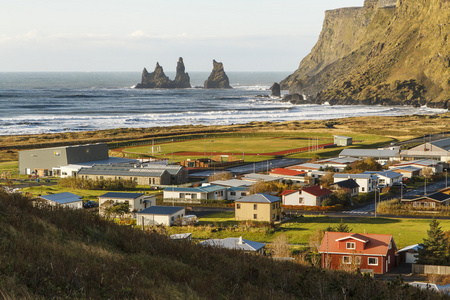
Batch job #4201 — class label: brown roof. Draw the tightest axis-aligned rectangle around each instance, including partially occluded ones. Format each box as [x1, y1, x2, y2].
[269, 168, 306, 176]
[318, 232, 396, 256]
[301, 185, 332, 197]
[281, 190, 297, 196]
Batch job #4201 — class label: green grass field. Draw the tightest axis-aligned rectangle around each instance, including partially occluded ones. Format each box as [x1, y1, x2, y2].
[120, 131, 392, 162]
[170, 211, 450, 249]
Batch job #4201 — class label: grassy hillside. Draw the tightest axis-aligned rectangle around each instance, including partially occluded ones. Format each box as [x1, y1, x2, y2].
[0, 191, 444, 299]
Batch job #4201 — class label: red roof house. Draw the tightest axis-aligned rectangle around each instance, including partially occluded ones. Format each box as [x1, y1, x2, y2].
[319, 232, 397, 274]
[269, 168, 306, 177]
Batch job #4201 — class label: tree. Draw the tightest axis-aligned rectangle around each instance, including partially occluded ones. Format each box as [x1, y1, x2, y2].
[325, 220, 352, 233]
[309, 229, 325, 253]
[416, 219, 449, 265]
[319, 172, 335, 188]
[271, 234, 291, 258]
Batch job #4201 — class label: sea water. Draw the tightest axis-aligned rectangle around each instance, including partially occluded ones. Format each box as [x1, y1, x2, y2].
[0, 72, 446, 135]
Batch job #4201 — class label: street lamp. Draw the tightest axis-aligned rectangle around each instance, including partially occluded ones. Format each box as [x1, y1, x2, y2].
[171, 139, 174, 164]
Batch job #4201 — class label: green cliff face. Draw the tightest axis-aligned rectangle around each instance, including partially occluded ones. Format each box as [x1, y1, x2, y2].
[281, 0, 449, 108]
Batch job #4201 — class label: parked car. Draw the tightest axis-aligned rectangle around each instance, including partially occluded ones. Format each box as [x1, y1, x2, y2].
[393, 182, 407, 188]
[83, 201, 99, 209]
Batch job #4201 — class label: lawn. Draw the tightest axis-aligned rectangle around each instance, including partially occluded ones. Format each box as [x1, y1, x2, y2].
[174, 212, 450, 249]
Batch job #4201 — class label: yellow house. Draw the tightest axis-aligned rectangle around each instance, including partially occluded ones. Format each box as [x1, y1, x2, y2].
[235, 193, 282, 222]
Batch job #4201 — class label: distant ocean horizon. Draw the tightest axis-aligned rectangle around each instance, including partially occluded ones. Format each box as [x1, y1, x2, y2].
[0, 72, 447, 136]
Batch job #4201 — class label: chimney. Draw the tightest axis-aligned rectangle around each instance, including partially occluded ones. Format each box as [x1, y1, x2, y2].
[238, 236, 243, 244]
[320, 185, 323, 189]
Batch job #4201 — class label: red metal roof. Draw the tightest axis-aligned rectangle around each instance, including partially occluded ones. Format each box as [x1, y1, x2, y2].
[269, 168, 306, 176]
[301, 185, 332, 197]
[319, 232, 395, 256]
[280, 190, 298, 196]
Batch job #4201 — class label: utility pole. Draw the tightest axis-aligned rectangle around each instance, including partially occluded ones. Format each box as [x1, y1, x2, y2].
[374, 189, 377, 218]
[242, 136, 245, 162]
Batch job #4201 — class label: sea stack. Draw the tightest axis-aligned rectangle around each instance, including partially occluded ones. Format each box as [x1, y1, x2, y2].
[270, 82, 281, 97]
[204, 60, 232, 89]
[135, 57, 191, 89]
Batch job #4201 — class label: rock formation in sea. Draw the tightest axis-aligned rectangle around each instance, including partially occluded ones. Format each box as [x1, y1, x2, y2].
[204, 60, 232, 89]
[281, 0, 450, 108]
[270, 83, 281, 97]
[135, 57, 191, 89]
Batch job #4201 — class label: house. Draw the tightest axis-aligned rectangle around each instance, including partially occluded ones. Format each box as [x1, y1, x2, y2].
[136, 206, 185, 226]
[282, 186, 333, 206]
[334, 135, 353, 146]
[319, 232, 397, 274]
[401, 137, 450, 162]
[98, 192, 155, 215]
[227, 186, 250, 201]
[334, 173, 378, 193]
[339, 149, 400, 165]
[163, 185, 228, 201]
[331, 179, 360, 197]
[235, 193, 282, 222]
[18, 143, 136, 177]
[317, 157, 360, 172]
[389, 166, 421, 178]
[401, 192, 450, 208]
[268, 168, 307, 186]
[38, 192, 83, 209]
[362, 170, 403, 187]
[389, 159, 445, 175]
[397, 244, 419, 263]
[199, 237, 266, 255]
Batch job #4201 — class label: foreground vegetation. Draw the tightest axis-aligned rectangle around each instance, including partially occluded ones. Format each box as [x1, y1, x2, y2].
[0, 190, 443, 299]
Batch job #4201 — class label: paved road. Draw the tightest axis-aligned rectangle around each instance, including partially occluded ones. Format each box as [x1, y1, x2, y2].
[190, 158, 306, 177]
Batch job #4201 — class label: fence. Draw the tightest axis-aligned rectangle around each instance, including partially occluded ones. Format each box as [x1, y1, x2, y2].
[413, 264, 450, 275]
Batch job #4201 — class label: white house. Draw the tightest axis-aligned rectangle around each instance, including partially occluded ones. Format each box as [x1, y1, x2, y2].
[227, 187, 250, 201]
[362, 170, 403, 187]
[98, 192, 155, 215]
[163, 185, 228, 201]
[136, 206, 185, 226]
[38, 192, 83, 209]
[401, 137, 450, 162]
[316, 157, 359, 172]
[268, 168, 308, 186]
[339, 148, 400, 165]
[334, 173, 378, 193]
[389, 159, 445, 175]
[299, 185, 333, 206]
[281, 190, 300, 206]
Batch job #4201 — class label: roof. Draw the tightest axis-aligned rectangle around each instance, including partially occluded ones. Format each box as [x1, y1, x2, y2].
[98, 192, 144, 199]
[389, 166, 422, 173]
[334, 173, 376, 180]
[78, 165, 167, 177]
[287, 163, 323, 170]
[339, 149, 399, 158]
[317, 157, 359, 165]
[402, 192, 450, 203]
[199, 237, 265, 252]
[136, 206, 184, 215]
[235, 193, 280, 203]
[394, 159, 441, 167]
[170, 233, 192, 240]
[210, 179, 253, 188]
[301, 185, 332, 197]
[227, 186, 250, 192]
[269, 168, 306, 176]
[242, 173, 282, 182]
[430, 138, 450, 151]
[362, 170, 402, 179]
[39, 192, 82, 204]
[397, 244, 420, 253]
[334, 135, 352, 139]
[163, 185, 226, 193]
[332, 179, 360, 189]
[281, 190, 298, 196]
[319, 232, 396, 256]
[62, 157, 138, 168]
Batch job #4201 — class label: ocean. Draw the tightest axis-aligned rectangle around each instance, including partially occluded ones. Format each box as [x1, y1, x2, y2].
[0, 72, 446, 136]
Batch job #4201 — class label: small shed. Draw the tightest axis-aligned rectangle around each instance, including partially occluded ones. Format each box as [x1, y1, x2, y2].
[38, 192, 83, 209]
[397, 244, 419, 263]
[136, 206, 185, 226]
[334, 135, 353, 146]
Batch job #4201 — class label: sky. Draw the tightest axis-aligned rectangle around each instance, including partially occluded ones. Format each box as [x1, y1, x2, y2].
[0, 1, 363, 72]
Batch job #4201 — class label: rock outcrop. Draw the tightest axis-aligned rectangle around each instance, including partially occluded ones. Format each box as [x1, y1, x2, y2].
[281, 0, 450, 108]
[270, 83, 281, 97]
[135, 57, 191, 89]
[204, 60, 232, 89]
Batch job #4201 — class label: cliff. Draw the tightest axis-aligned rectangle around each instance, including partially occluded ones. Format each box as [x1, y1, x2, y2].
[135, 57, 191, 89]
[204, 60, 232, 89]
[281, 0, 450, 108]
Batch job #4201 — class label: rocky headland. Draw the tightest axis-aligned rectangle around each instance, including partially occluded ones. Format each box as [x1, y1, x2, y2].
[281, 0, 450, 108]
[204, 60, 232, 89]
[135, 57, 191, 89]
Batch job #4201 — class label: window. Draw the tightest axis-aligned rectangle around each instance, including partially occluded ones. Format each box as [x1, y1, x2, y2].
[230, 192, 236, 196]
[342, 256, 351, 264]
[241, 192, 246, 196]
[368, 257, 378, 265]
[388, 256, 390, 264]
[273, 204, 275, 209]
[361, 187, 365, 192]
[254, 204, 257, 210]
[253, 214, 257, 219]
[272, 214, 275, 219]
[236, 204, 241, 209]
[346, 242, 355, 249]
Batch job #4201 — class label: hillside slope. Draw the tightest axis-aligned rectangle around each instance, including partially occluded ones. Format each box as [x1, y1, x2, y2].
[281, 0, 449, 108]
[0, 191, 443, 299]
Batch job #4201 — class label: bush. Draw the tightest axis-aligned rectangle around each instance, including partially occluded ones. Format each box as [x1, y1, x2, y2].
[59, 177, 137, 190]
